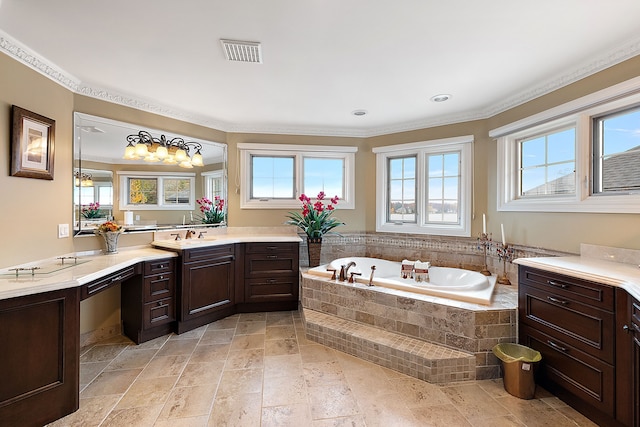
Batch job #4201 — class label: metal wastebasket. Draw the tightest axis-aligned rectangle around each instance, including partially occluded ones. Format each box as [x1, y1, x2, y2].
[492, 343, 542, 399]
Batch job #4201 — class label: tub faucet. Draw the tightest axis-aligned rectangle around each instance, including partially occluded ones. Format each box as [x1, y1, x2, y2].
[368, 265, 376, 286]
[339, 261, 356, 281]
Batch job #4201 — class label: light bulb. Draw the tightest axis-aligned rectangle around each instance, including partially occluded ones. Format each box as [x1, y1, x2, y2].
[124, 144, 138, 159]
[156, 145, 168, 159]
[135, 142, 148, 156]
[191, 151, 204, 167]
[175, 148, 187, 162]
[179, 159, 193, 169]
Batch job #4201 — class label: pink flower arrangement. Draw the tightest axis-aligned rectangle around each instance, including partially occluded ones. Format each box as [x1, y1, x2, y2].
[81, 202, 101, 219]
[286, 191, 344, 239]
[197, 196, 225, 224]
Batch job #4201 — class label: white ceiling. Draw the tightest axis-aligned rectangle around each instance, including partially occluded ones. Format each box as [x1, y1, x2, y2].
[1, 1, 640, 137]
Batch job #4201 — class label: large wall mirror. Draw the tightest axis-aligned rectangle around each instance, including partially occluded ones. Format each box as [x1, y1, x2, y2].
[73, 112, 227, 236]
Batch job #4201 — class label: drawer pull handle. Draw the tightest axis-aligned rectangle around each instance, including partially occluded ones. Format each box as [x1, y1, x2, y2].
[266, 246, 278, 250]
[624, 324, 640, 334]
[159, 275, 164, 280]
[111, 275, 122, 282]
[547, 280, 568, 289]
[159, 264, 164, 269]
[266, 279, 277, 284]
[547, 340, 568, 352]
[547, 296, 568, 305]
[266, 255, 278, 259]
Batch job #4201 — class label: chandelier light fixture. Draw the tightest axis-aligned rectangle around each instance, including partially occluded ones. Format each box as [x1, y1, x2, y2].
[74, 171, 94, 187]
[123, 131, 204, 168]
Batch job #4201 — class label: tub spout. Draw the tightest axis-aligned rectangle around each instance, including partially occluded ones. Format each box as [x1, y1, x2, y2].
[339, 261, 356, 281]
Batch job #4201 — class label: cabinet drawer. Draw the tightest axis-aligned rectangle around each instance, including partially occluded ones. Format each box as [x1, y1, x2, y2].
[245, 253, 298, 277]
[144, 273, 174, 303]
[245, 242, 299, 254]
[81, 265, 137, 300]
[143, 297, 175, 329]
[518, 266, 614, 311]
[521, 325, 615, 417]
[519, 284, 614, 364]
[144, 258, 174, 276]
[183, 244, 234, 263]
[246, 277, 297, 302]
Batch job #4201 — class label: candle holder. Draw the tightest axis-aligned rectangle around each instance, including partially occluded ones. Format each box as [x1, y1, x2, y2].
[496, 243, 514, 285]
[476, 232, 492, 276]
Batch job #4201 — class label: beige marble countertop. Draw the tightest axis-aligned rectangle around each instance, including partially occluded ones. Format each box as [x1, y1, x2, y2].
[151, 226, 303, 251]
[0, 246, 177, 301]
[514, 252, 640, 302]
[0, 227, 303, 301]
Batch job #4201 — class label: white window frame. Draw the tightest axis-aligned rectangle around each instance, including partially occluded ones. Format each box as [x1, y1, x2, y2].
[373, 135, 473, 237]
[117, 171, 196, 211]
[492, 76, 640, 213]
[202, 170, 226, 201]
[238, 143, 357, 209]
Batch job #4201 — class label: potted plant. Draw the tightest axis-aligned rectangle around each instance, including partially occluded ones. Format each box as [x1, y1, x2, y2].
[285, 191, 344, 266]
[94, 220, 123, 254]
[81, 202, 101, 219]
[196, 196, 225, 224]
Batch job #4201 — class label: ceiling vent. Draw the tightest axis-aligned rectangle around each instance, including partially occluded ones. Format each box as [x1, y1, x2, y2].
[220, 39, 262, 64]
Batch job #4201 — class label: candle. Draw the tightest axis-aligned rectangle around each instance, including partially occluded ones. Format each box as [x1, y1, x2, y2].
[501, 223, 506, 246]
[190, 211, 193, 222]
[183, 215, 185, 225]
[482, 214, 486, 234]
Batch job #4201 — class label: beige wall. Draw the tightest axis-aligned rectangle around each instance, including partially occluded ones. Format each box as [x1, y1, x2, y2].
[2, 51, 640, 260]
[2, 50, 640, 332]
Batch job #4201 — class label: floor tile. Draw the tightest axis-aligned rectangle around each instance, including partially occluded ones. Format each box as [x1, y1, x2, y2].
[51, 310, 600, 427]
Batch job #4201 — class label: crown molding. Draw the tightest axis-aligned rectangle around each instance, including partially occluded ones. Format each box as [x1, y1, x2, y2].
[2, 29, 639, 138]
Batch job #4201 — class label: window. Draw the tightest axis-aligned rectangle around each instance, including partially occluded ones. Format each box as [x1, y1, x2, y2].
[203, 170, 226, 201]
[519, 126, 576, 198]
[118, 171, 195, 210]
[374, 135, 473, 237]
[493, 76, 640, 213]
[387, 156, 416, 223]
[593, 106, 640, 194]
[239, 143, 357, 209]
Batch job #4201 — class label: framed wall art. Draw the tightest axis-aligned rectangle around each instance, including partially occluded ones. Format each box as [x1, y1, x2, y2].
[10, 105, 55, 180]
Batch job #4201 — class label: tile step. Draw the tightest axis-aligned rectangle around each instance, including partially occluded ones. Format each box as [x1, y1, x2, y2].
[302, 308, 476, 383]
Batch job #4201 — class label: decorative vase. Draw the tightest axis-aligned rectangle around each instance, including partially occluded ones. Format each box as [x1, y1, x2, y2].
[307, 237, 322, 267]
[98, 231, 122, 254]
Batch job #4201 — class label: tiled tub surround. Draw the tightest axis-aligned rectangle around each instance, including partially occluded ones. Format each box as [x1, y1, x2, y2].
[300, 232, 574, 284]
[301, 273, 518, 382]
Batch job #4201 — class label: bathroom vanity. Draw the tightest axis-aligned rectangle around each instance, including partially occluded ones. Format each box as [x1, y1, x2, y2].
[516, 251, 640, 427]
[0, 228, 300, 427]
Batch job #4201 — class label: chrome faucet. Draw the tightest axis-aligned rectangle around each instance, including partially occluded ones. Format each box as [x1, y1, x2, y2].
[339, 261, 356, 281]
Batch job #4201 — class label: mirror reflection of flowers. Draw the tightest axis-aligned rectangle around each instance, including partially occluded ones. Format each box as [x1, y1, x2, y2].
[285, 192, 344, 238]
[82, 202, 101, 219]
[197, 196, 225, 224]
[96, 220, 122, 233]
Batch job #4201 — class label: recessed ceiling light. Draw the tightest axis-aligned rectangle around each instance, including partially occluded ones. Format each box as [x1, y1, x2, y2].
[430, 94, 451, 103]
[352, 110, 367, 116]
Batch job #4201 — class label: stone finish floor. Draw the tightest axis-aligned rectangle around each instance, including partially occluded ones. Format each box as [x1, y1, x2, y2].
[49, 310, 597, 427]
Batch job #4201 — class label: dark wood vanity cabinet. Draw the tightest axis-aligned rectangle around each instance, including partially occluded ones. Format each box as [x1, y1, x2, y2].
[121, 258, 176, 344]
[518, 265, 617, 424]
[0, 287, 80, 427]
[178, 244, 236, 333]
[240, 242, 299, 311]
[616, 289, 640, 427]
